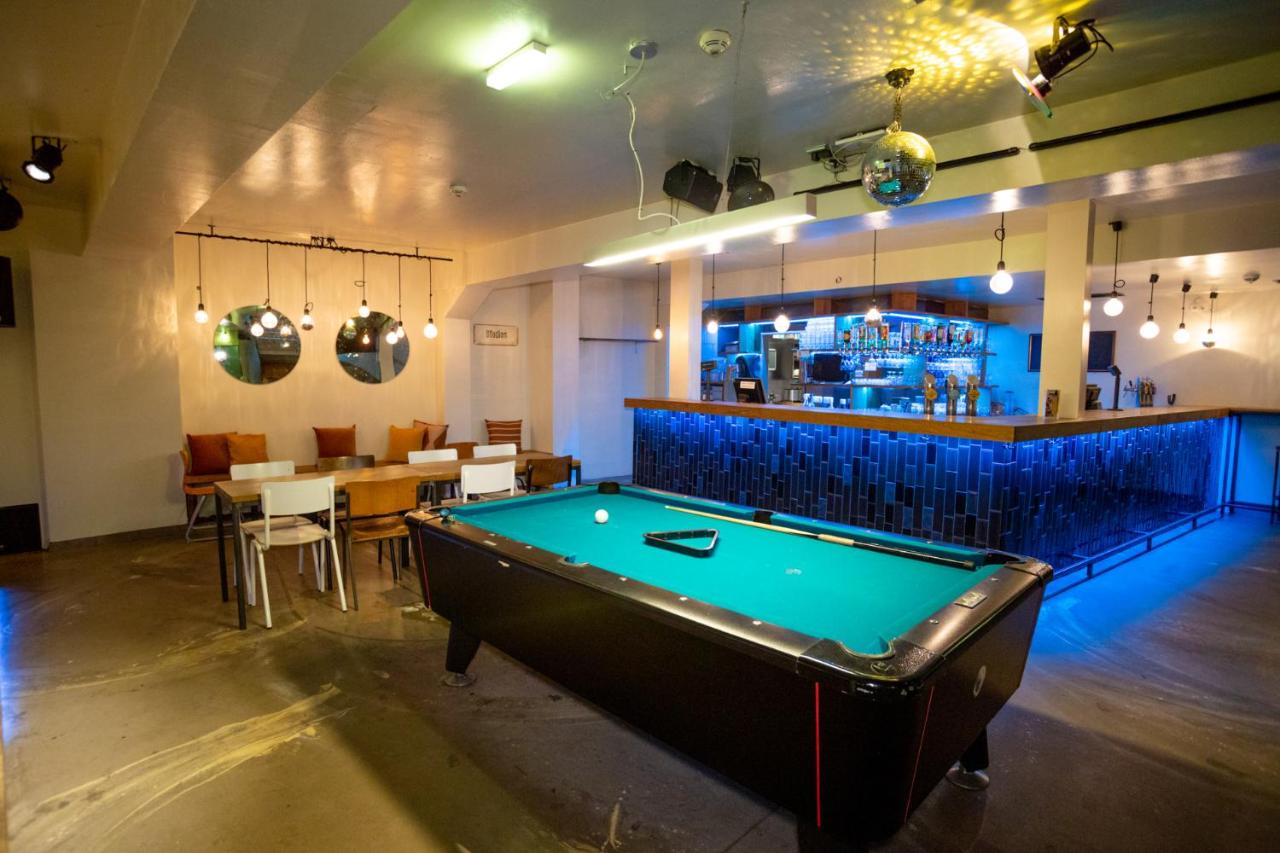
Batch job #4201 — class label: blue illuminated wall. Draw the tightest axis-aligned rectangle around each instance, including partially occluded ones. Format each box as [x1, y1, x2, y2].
[632, 408, 1225, 566]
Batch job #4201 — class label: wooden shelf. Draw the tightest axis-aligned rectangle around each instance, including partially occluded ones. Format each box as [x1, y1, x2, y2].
[579, 337, 659, 344]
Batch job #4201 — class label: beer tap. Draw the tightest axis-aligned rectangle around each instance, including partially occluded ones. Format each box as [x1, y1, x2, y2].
[923, 372, 938, 418]
[945, 375, 960, 417]
[964, 375, 981, 417]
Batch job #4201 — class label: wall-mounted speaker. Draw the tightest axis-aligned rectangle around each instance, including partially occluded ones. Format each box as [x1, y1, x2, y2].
[662, 161, 723, 214]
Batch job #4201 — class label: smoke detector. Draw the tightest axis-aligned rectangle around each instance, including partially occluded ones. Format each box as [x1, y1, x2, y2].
[449, 183, 468, 198]
[1242, 271, 1260, 283]
[699, 29, 733, 56]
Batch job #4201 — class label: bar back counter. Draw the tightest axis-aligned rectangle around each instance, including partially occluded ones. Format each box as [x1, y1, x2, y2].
[625, 398, 1237, 579]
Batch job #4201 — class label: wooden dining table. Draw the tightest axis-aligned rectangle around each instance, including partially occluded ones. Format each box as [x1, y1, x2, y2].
[213, 452, 580, 629]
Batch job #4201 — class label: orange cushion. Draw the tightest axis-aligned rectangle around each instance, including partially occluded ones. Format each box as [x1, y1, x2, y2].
[485, 419, 523, 452]
[413, 420, 449, 449]
[314, 426, 357, 458]
[387, 425, 428, 463]
[227, 433, 269, 465]
[187, 432, 235, 475]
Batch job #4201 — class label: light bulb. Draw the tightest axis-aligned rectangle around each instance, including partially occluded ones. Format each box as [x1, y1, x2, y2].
[358, 300, 370, 319]
[282, 340, 290, 348]
[346, 318, 356, 328]
[194, 303, 209, 324]
[213, 349, 228, 363]
[361, 332, 371, 345]
[706, 317, 719, 335]
[1173, 324, 1190, 344]
[280, 324, 292, 336]
[1103, 296, 1124, 317]
[1202, 328, 1216, 349]
[989, 262, 1013, 295]
[300, 312, 314, 330]
[250, 321, 264, 337]
[865, 303, 882, 327]
[1139, 317, 1159, 339]
[773, 312, 790, 333]
[395, 322, 405, 341]
[653, 325, 664, 341]
[385, 329, 399, 344]
[260, 308, 278, 329]
[424, 319, 438, 339]
[1084, 299, 1093, 314]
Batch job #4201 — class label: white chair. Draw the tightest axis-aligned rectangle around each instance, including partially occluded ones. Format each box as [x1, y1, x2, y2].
[230, 461, 312, 606]
[246, 477, 346, 628]
[472, 443, 517, 459]
[455, 461, 520, 503]
[407, 448, 459, 463]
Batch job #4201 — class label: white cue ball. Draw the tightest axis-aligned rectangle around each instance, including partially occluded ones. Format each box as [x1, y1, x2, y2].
[594, 509, 609, 524]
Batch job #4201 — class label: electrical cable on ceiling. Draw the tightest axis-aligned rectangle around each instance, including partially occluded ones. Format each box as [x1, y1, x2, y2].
[606, 54, 681, 227]
[718, 1, 751, 187]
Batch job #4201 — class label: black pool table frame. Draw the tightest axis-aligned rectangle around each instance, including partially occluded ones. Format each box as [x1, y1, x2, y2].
[407, 484, 1052, 841]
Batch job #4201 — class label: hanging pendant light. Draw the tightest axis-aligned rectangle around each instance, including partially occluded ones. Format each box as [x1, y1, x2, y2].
[773, 244, 790, 333]
[705, 252, 719, 335]
[1102, 220, 1126, 317]
[1202, 290, 1218, 348]
[1138, 273, 1160, 339]
[357, 252, 371, 318]
[652, 262, 664, 340]
[1172, 281, 1191, 344]
[865, 230, 883, 327]
[423, 257, 439, 339]
[989, 212, 1013, 294]
[250, 319, 265, 337]
[300, 246, 315, 331]
[193, 234, 209, 323]
[259, 244, 279, 329]
[387, 256, 404, 344]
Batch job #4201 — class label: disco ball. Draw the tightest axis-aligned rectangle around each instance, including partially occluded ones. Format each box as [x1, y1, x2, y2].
[861, 130, 936, 207]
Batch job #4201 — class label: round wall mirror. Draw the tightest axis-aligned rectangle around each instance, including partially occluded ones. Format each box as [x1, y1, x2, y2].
[335, 311, 409, 383]
[213, 305, 301, 385]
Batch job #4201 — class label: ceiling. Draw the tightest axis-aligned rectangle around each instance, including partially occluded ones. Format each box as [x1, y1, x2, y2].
[186, 0, 1280, 249]
[0, 0, 144, 207]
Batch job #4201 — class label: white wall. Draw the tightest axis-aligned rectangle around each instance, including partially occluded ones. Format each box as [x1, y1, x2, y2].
[173, 238, 459, 463]
[469, 285, 533, 449]
[578, 275, 664, 480]
[0, 240, 44, 512]
[30, 245, 187, 541]
[989, 288, 1280, 415]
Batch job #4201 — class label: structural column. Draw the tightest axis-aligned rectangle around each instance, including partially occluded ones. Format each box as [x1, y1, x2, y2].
[547, 273, 580, 456]
[1038, 199, 1095, 419]
[666, 257, 703, 400]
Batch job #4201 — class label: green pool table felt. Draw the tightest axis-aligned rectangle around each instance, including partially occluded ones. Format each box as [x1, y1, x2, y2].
[448, 486, 1000, 655]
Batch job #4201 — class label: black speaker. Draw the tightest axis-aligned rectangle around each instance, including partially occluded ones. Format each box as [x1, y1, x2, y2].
[0, 256, 13, 328]
[662, 161, 723, 214]
[0, 503, 41, 554]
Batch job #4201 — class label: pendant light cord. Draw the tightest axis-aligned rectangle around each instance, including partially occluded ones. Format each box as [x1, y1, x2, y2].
[719, 1, 751, 185]
[427, 259, 434, 319]
[397, 256, 403, 320]
[779, 244, 786, 308]
[303, 247, 312, 311]
[871, 230, 878, 302]
[995, 213, 1006, 264]
[264, 244, 271, 306]
[1110, 226, 1125, 294]
[655, 262, 661, 325]
[710, 254, 716, 315]
[196, 235, 204, 302]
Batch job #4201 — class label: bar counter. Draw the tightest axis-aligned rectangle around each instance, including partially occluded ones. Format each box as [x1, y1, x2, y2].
[624, 397, 1232, 571]
[623, 397, 1231, 442]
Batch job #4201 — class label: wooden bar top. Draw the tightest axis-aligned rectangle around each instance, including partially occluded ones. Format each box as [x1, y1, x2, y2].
[624, 397, 1234, 443]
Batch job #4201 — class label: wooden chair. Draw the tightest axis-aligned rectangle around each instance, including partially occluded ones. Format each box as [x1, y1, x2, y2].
[339, 477, 420, 607]
[524, 455, 574, 492]
[246, 477, 345, 629]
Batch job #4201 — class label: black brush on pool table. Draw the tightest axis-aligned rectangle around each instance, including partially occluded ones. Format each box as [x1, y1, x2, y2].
[662, 504, 980, 570]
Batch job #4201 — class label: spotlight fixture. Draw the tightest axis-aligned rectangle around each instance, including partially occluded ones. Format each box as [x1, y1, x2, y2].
[22, 136, 66, 183]
[705, 253, 719, 335]
[989, 212, 1013, 294]
[861, 68, 935, 207]
[865, 230, 883, 328]
[1173, 281, 1191, 344]
[300, 247, 315, 330]
[1013, 16, 1113, 118]
[1138, 273, 1160, 339]
[1102, 220, 1126, 317]
[1202, 290, 1218, 348]
[423, 258, 439, 339]
[727, 157, 775, 211]
[259, 244, 278, 329]
[773, 244, 790, 333]
[486, 41, 549, 91]
[193, 234, 209, 324]
[0, 179, 23, 231]
[652, 262, 664, 340]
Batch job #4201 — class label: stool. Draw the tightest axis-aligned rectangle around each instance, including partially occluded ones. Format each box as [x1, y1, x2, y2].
[1272, 446, 1279, 524]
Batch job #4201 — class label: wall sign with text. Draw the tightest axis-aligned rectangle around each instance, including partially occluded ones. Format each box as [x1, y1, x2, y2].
[473, 324, 519, 346]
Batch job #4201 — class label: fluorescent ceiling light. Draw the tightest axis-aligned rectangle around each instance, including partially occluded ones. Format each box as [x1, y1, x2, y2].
[486, 41, 549, 90]
[585, 194, 817, 268]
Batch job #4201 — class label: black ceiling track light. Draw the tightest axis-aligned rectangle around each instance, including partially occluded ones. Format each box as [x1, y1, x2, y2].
[0, 178, 23, 231]
[23, 136, 67, 183]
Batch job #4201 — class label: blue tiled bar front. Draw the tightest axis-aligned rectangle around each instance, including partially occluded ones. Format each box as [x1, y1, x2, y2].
[629, 401, 1226, 568]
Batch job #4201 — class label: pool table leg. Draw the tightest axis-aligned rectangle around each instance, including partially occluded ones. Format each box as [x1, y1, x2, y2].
[945, 727, 991, 790]
[441, 623, 481, 687]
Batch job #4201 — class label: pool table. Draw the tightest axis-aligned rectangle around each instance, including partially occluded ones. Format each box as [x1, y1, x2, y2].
[406, 484, 1051, 841]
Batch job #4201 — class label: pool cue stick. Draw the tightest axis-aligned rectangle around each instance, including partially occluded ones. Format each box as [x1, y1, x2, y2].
[663, 505, 857, 547]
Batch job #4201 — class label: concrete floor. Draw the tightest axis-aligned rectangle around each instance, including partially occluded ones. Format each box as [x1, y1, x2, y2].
[0, 515, 1277, 853]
